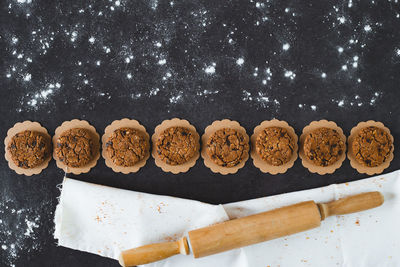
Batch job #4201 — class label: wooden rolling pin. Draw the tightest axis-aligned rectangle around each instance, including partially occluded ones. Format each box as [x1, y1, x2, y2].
[119, 191, 384, 266]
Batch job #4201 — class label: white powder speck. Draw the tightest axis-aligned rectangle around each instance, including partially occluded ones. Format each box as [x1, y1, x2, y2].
[169, 94, 183, 104]
[338, 100, 345, 107]
[282, 43, 290, 51]
[204, 64, 216, 74]
[40, 89, 53, 98]
[285, 8, 290, 13]
[236, 58, 244, 66]
[131, 93, 141, 99]
[338, 16, 346, 24]
[23, 73, 31, 81]
[155, 42, 162, 47]
[396, 48, 400, 56]
[12, 37, 18, 44]
[83, 79, 88, 84]
[158, 59, 166, 65]
[6, 73, 11, 78]
[104, 46, 111, 53]
[342, 65, 348, 71]
[88, 37, 96, 44]
[96, 60, 101, 66]
[338, 47, 344, 53]
[28, 99, 38, 107]
[352, 62, 358, 68]
[298, 104, 303, 108]
[348, 0, 353, 7]
[149, 88, 160, 96]
[357, 78, 361, 83]
[127, 73, 132, 79]
[321, 72, 327, 78]
[2, 245, 7, 250]
[70, 31, 78, 42]
[284, 70, 296, 79]
[115, 0, 121, 6]
[262, 80, 267, 85]
[24, 219, 39, 237]
[17, 54, 23, 59]
[364, 25, 372, 32]
[353, 55, 359, 61]
[311, 105, 317, 111]
[355, 95, 360, 99]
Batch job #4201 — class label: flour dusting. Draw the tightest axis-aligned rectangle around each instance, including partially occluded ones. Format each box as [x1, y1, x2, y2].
[0, 198, 50, 266]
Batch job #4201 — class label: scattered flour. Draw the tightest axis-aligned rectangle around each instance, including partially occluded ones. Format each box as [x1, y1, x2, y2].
[0, 199, 48, 267]
[158, 59, 166, 65]
[284, 70, 296, 79]
[169, 93, 183, 104]
[282, 43, 290, 51]
[236, 58, 244, 66]
[204, 63, 216, 74]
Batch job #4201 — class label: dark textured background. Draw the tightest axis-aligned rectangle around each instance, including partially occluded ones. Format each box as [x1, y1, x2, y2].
[1, 0, 400, 266]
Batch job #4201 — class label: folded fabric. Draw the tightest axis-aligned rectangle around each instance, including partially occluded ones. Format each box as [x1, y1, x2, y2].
[54, 170, 400, 267]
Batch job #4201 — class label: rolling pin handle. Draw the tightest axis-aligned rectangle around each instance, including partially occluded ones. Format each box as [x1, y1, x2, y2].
[318, 191, 384, 220]
[118, 237, 189, 267]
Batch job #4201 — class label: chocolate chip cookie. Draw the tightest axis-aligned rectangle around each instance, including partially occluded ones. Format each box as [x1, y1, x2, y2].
[256, 127, 294, 166]
[303, 127, 345, 167]
[7, 130, 51, 169]
[206, 128, 249, 167]
[352, 126, 392, 167]
[106, 127, 148, 167]
[55, 128, 93, 167]
[156, 126, 197, 165]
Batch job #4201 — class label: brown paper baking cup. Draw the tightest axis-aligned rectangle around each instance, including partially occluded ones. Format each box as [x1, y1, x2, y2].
[4, 121, 52, 176]
[102, 118, 150, 174]
[251, 119, 298, 174]
[53, 120, 100, 175]
[202, 119, 249, 175]
[299, 120, 346, 175]
[347, 121, 394, 175]
[152, 118, 200, 174]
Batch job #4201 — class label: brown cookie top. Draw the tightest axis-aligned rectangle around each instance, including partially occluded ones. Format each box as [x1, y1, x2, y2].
[303, 127, 345, 167]
[7, 130, 51, 169]
[256, 127, 294, 166]
[55, 128, 93, 168]
[105, 127, 148, 167]
[156, 126, 197, 165]
[352, 126, 393, 167]
[206, 128, 249, 167]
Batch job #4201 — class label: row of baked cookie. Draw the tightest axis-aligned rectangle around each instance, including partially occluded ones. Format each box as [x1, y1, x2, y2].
[4, 119, 393, 176]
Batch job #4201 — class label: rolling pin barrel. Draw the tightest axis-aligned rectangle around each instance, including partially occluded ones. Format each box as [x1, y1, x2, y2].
[188, 201, 321, 258]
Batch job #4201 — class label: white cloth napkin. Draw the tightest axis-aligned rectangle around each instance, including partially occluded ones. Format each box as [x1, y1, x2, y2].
[54, 170, 400, 267]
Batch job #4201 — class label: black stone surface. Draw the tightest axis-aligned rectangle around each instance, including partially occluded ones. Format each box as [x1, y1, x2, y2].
[1, 0, 400, 266]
